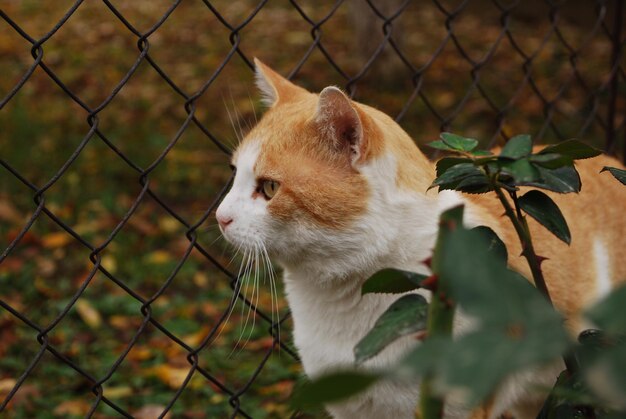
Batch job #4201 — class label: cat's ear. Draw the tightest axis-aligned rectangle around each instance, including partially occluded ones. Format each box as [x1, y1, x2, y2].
[254, 58, 307, 107]
[315, 86, 365, 164]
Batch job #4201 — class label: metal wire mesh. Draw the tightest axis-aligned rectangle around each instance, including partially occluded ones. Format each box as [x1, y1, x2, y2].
[1, 0, 624, 417]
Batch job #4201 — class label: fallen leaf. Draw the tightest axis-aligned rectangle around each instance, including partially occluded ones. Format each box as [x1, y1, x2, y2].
[193, 271, 208, 287]
[126, 345, 153, 362]
[109, 315, 141, 330]
[158, 217, 180, 233]
[150, 365, 193, 389]
[41, 232, 73, 249]
[0, 200, 20, 222]
[0, 257, 24, 274]
[134, 404, 171, 419]
[0, 378, 17, 394]
[6, 230, 39, 246]
[237, 336, 275, 351]
[145, 250, 172, 264]
[258, 380, 294, 398]
[53, 399, 91, 416]
[75, 300, 102, 329]
[182, 326, 210, 348]
[101, 254, 117, 274]
[104, 386, 133, 399]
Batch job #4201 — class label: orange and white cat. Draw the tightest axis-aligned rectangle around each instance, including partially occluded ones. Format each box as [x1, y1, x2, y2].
[215, 59, 626, 419]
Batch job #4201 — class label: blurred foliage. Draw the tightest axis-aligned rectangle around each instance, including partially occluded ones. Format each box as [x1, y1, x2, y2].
[1, 0, 624, 417]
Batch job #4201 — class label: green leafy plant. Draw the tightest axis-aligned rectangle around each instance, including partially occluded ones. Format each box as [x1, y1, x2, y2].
[293, 133, 626, 419]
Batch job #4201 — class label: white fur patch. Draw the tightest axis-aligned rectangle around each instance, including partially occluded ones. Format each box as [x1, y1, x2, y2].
[593, 238, 612, 299]
[216, 140, 268, 249]
[255, 68, 277, 107]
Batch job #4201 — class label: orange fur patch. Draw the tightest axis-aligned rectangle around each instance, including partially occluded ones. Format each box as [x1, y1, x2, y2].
[241, 94, 370, 228]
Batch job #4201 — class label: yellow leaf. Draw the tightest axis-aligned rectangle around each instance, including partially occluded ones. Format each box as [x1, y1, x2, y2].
[101, 255, 117, 274]
[75, 300, 102, 329]
[158, 217, 180, 233]
[0, 378, 16, 394]
[146, 250, 172, 264]
[109, 315, 137, 330]
[41, 232, 73, 249]
[53, 399, 91, 416]
[182, 326, 210, 347]
[150, 365, 192, 389]
[209, 394, 224, 404]
[104, 386, 133, 399]
[193, 272, 208, 287]
[126, 346, 153, 362]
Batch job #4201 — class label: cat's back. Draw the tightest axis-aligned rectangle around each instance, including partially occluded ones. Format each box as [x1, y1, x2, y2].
[465, 153, 626, 330]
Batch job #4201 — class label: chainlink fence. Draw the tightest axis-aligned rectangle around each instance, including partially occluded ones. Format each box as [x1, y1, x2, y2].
[0, 0, 624, 418]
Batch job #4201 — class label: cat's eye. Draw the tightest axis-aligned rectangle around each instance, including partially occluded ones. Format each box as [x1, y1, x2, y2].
[260, 180, 280, 200]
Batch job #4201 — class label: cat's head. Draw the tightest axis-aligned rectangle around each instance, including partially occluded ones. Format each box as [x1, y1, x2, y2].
[216, 59, 434, 278]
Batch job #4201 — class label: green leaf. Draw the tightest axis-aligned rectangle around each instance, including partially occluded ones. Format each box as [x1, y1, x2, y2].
[529, 153, 574, 170]
[576, 329, 621, 369]
[500, 158, 541, 183]
[454, 173, 493, 194]
[470, 150, 493, 157]
[362, 268, 428, 295]
[539, 140, 602, 160]
[430, 226, 569, 405]
[537, 371, 598, 419]
[585, 285, 626, 335]
[470, 226, 507, 262]
[601, 166, 626, 186]
[440, 132, 478, 151]
[428, 140, 456, 151]
[291, 371, 381, 408]
[523, 166, 581, 194]
[354, 294, 429, 364]
[500, 134, 532, 159]
[435, 157, 472, 177]
[430, 163, 488, 192]
[518, 190, 571, 244]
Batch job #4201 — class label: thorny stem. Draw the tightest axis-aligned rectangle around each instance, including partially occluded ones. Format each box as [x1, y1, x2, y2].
[492, 184, 553, 304]
[490, 178, 581, 377]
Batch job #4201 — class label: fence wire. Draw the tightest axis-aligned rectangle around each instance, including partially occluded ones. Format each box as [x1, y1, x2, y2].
[0, 0, 624, 418]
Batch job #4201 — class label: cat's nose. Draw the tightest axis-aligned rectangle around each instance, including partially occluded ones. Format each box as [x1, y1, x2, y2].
[216, 212, 234, 230]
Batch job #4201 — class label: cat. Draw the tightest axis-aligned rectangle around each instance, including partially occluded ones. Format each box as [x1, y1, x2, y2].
[215, 58, 626, 419]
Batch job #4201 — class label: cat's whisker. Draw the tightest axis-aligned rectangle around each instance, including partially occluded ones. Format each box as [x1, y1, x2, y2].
[237, 258, 254, 343]
[247, 89, 258, 125]
[237, 243, 263, 353]
[223, 94, 242, 147]
[214, 246, 249, 347]
[231, 97, 246, 144]
[230, 245, 258, 356]
[260, 244, 280, 350]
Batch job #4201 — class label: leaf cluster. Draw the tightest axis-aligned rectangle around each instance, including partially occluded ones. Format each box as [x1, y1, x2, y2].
[430, 133, 600, 195]
[430, 133, 601, 245]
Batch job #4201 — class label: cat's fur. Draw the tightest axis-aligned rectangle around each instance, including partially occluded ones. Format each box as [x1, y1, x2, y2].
[216, 59, 626, 418]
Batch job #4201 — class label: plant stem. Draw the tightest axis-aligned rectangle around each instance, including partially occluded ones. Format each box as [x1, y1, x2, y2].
[492, 183, 553, 304]
[419, 206, 462, 419]
[492, 182, 581, 376]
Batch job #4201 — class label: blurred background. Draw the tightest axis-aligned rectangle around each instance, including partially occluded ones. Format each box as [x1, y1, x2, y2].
[1, 0, 624, 417]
